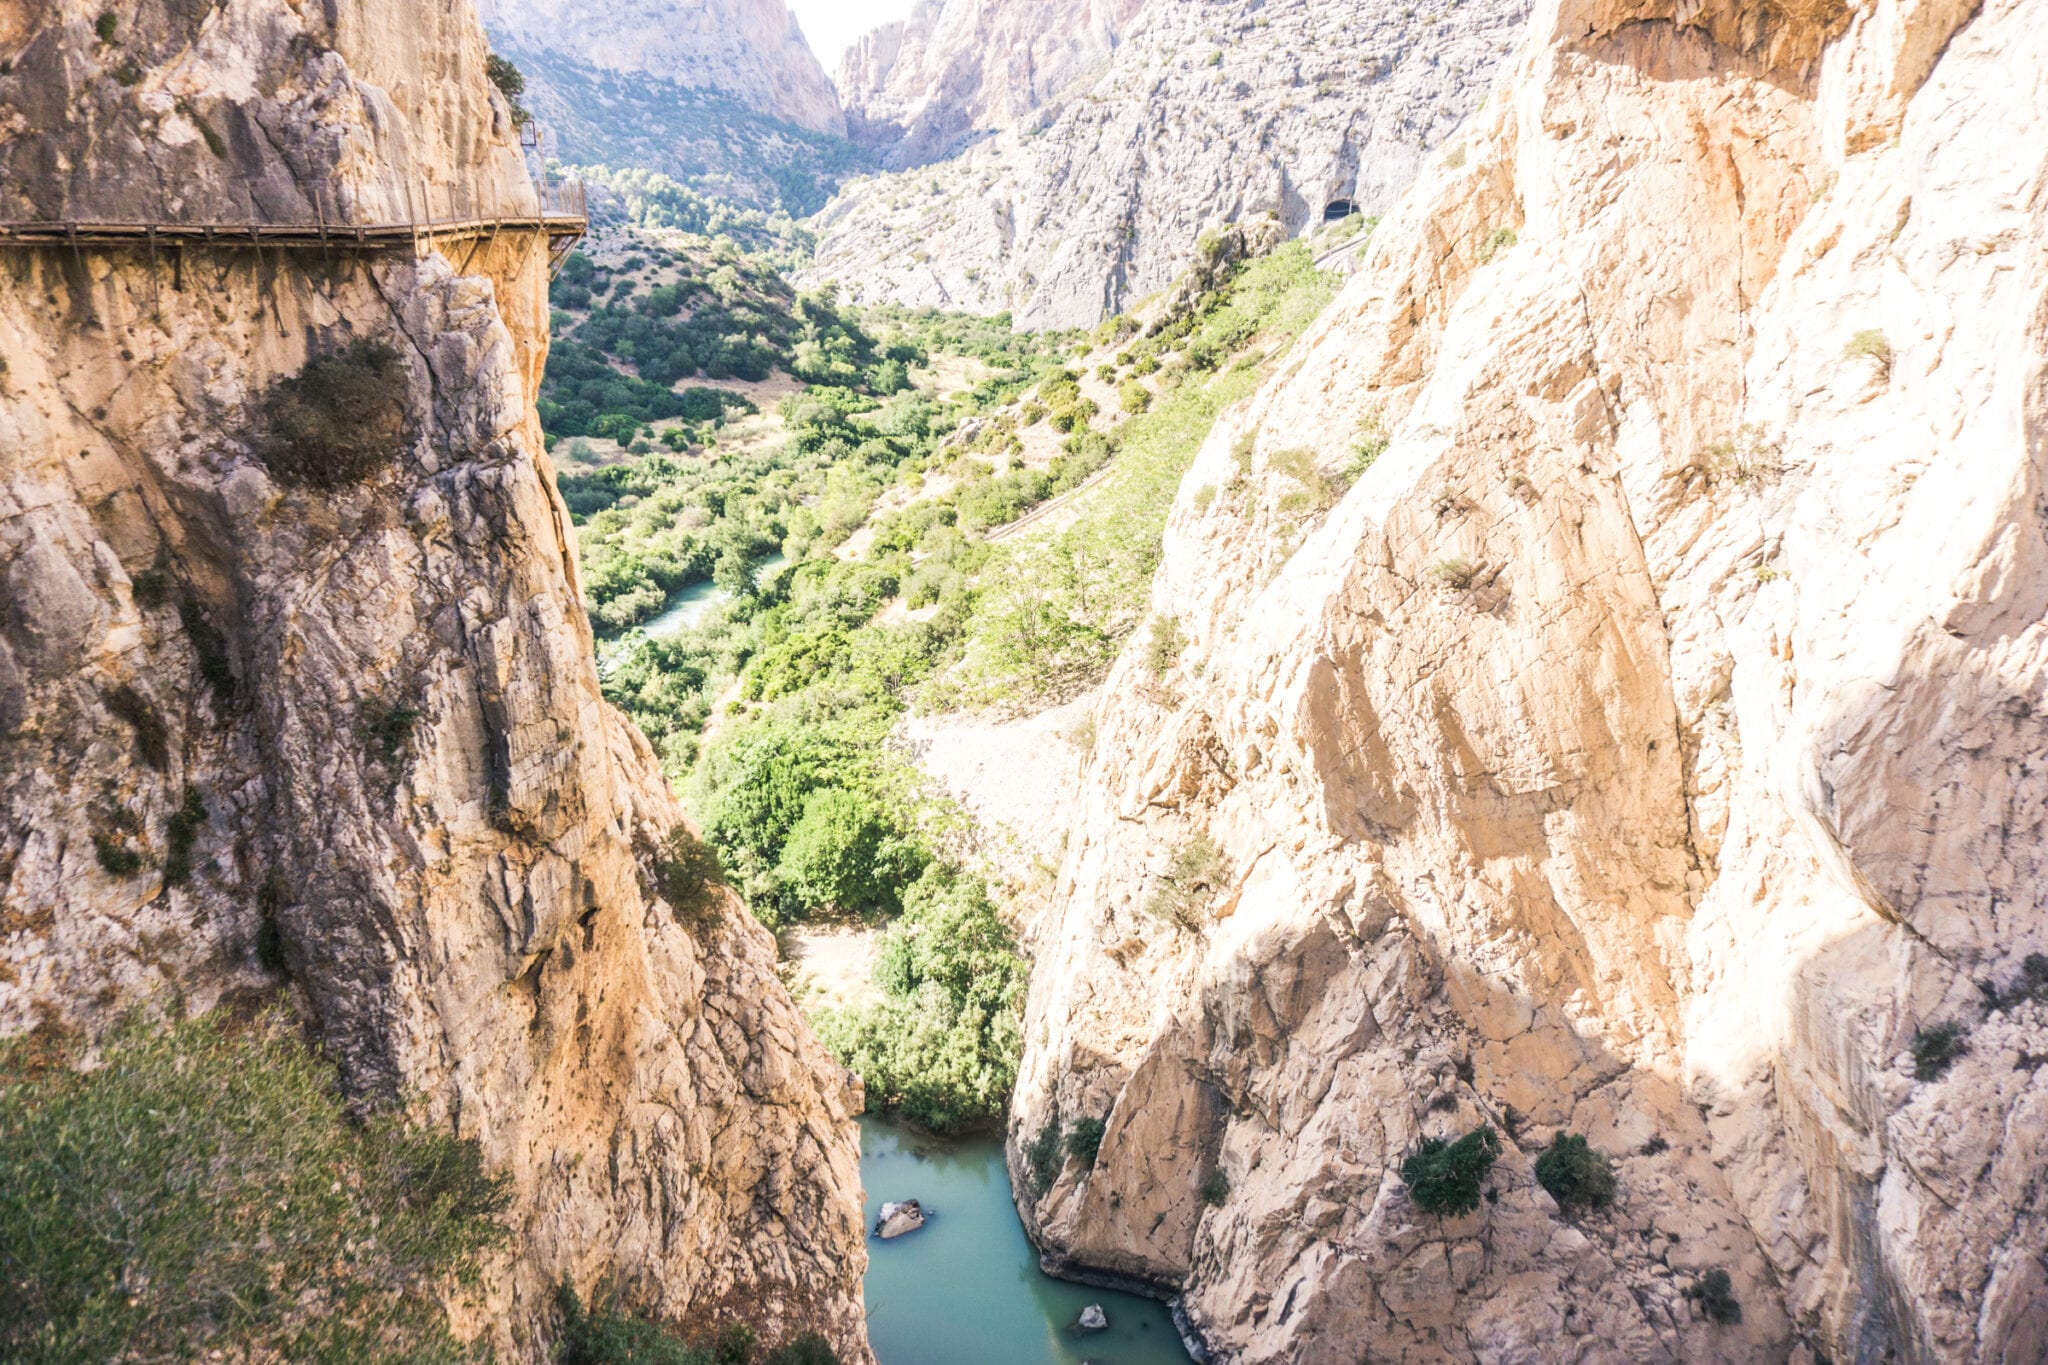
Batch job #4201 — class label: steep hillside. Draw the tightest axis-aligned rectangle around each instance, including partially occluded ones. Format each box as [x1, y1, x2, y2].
[476, 0, 843, 134]
[1007, 0, 2048, 1359]
[477, 0, 862, 211]
[837, 0, 1145, 169]
[807, 0, 1529, 326]
[0, 4, 867, 1359]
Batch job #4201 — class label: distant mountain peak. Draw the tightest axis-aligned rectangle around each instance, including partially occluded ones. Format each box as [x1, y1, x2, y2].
[476, 0, 846, 136]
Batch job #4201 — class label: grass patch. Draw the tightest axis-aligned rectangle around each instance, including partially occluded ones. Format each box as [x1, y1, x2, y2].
[1143, 832, 1229, 932]
[0, 1010, 511, 1363]
[1428, 557, 1476, 591]
[1144, 615, 1185, 678]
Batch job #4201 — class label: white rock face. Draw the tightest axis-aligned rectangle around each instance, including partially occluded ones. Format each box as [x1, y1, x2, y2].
[474, 0, 845, 135]
[836, 0, 1145, 168]
[807, 0, 1531, 327]
[1007, 0, 2048, 1359]
[0, 5, 868, 1360]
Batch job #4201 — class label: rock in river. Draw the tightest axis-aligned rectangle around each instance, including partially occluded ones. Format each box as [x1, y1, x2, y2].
[876, 1199, 927, 1239]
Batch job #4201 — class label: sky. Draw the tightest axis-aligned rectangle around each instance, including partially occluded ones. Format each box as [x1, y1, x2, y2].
[787, 0, 918, 74]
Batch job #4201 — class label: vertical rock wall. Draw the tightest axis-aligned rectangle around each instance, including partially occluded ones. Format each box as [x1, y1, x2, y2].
[1010, 0, 2048, 1358]
[0, 3, 869, 1358]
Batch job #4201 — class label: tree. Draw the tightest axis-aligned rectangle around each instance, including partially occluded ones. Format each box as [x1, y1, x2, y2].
[1400, 1126, 1500, 1216]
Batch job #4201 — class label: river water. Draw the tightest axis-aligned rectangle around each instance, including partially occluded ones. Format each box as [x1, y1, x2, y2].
[860, 1117, 1193, 1365]
[641, 553, 790, 638]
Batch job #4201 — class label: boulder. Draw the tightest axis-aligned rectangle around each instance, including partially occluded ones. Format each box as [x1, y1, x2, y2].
[875, 1199, 927, 1239]
[1077, 1303, 1108, 1331]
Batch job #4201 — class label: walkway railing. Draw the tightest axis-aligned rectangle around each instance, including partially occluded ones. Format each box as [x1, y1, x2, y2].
[0, 169, 588, 273]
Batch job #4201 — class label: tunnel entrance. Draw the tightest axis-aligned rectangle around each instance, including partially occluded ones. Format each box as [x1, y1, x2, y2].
[1322, 198, 1358, 222]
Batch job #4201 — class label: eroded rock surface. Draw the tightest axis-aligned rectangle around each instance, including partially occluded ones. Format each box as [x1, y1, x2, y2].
[836, 0, 1143, 169]
[1008, 0, 2048, 1358]
[808, 0, 1530, 327]
[0, 4, 868, 1359]
[474, 0, 844, 135]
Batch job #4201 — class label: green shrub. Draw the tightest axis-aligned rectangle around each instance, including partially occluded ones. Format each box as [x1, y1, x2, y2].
[813, 869, 1025, 1133]
[775, 786, 926, 920]
[1026, 1117, 1064, 1192]
[1534, 1132, 1615, 1214]
[1347, 412, 1388, 480]
[1271, 447, 1337, 517]
[1200, 1168, 1230, 1206]
[95, 11, 117, 43]
[0, 1011, 510, 1363]
[1843, 328, 1892, 369]
[1065, 1115, 1106, 1169]
[92, 830, 144, 878]
[1144, 832, 1229, 931]
[1400, 1125, 1500, 1217]
[1144, 615, 1184, 678]
[1978, 954, 2048, 1012]
[485, 53, 531, 125]
[260, 341, 411, 490]
[1428, 557, 1476, 591]
[105, 684, 169, 770]
[359, 696, 420, 766]
[161, 787, 207, 886]
[1478, 227, 1517, 264]
[1119, 380, 1152, 414]
[178, 599, 236, 701]
[1911, 1021, 1967, 1080]
[1686, 1268, 1742, 1326]
[655, 825, 726, 937]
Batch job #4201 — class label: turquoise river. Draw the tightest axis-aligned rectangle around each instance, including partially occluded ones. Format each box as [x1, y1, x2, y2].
[859, 1116, 1195, 1365]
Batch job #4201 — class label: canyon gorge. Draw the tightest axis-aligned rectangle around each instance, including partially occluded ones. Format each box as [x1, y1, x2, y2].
[3, 0, 2046, 1361]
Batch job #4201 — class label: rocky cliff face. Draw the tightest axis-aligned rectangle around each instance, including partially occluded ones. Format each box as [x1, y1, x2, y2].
[1009, 0, 2048, 1359]
[474, 0, 844, 136]
[836, 0, 1144, 169]
[807, 0, 1530, 327]
[0, 3, 868, 1358]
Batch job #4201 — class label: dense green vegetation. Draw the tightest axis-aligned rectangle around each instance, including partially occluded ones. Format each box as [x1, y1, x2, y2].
[0, 1012, 509, 1363]
[812, 869, 1027, 1133]
[540, 224, 1338, 1129]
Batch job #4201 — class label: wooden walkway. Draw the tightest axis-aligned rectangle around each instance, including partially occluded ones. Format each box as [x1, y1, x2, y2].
[0, 216, 586, 250]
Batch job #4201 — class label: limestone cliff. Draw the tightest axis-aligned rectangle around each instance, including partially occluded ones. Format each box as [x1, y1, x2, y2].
[1009, 0, 2048, 1359]
[0, 2, 868, 1358]
[474, 0, 844, 136]
[806, 0, 1530, 327]
[836, 0, 1143, 169]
